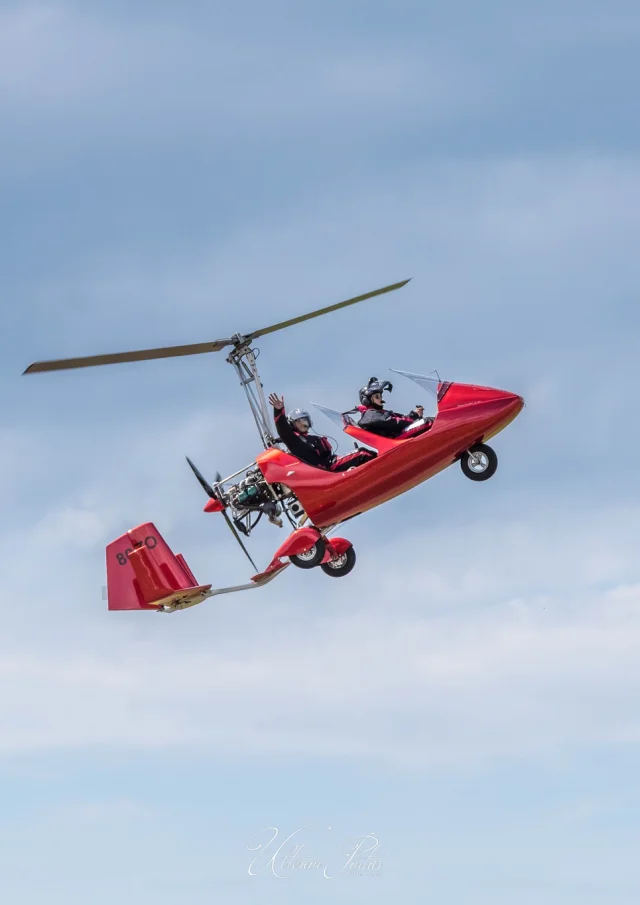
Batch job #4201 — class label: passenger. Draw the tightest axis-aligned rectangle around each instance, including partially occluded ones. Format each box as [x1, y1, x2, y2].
[269, 393, 377, 471]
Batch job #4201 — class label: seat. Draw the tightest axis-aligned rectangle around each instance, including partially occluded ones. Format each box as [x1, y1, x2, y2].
[342, 412, 399, 453]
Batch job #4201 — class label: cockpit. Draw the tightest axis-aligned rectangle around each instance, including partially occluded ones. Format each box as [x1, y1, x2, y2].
[311, 369, 449, 451]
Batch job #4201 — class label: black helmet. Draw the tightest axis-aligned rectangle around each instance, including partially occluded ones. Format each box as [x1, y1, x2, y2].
[359, 377, 393, 406]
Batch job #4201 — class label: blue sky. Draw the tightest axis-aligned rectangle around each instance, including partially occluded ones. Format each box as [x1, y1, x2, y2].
[2, 1, 640, 902]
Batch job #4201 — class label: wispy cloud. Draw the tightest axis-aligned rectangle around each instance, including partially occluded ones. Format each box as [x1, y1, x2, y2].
[1, 490, 639, 766]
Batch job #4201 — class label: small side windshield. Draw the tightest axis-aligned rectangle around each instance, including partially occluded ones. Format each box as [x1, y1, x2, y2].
[311, 402, 349, 429]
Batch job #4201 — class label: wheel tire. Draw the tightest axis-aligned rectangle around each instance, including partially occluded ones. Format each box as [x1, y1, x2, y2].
[290, 536, 326, 569]
[460, 443, 498, 481]
[320, 546, 356, 577]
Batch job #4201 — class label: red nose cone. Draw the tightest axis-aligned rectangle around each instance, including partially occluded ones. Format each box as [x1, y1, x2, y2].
[484, 391, 524, 438]
[482, 389, 524, 412]
[438, 383, 524, 412]
[502, 392, 525, 412]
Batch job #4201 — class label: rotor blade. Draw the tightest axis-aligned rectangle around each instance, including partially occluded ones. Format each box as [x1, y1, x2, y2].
[185, 457, 217, 498]
[220, 510, 259, 573]
[23, 339, 233, 374]
[23, 280, 410, 374]
[248, 279, 411, 340]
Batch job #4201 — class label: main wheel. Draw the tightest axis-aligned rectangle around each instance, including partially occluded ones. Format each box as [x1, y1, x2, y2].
[290, 536, 326, 569]
[460, 443, 498, 481]
[320, 546, 356, 577]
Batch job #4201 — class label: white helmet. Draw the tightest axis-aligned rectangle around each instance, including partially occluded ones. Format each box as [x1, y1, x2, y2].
[288, 408, 312, 428]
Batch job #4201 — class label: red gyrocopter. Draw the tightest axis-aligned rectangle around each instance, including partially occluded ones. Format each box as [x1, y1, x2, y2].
[23, 279, 524, 613]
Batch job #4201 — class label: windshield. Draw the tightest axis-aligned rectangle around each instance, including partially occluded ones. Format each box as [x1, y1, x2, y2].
[389, 369, 448, 417]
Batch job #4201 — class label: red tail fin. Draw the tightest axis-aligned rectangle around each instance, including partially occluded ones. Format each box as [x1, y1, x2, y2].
[105, 522, 211, 611]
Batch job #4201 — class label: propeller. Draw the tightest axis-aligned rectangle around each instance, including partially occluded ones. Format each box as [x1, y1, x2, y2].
[22, 279, 410, 374]
[185, 457, 258, 573]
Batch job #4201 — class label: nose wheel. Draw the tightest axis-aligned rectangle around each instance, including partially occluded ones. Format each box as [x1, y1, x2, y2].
[460, 443, 498, 481]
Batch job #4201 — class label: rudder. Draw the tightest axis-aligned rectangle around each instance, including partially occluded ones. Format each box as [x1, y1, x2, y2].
[106, 522, 211, 611]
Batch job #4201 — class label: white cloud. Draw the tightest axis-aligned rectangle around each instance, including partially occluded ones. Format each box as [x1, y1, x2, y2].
[0, 482, 639, 767]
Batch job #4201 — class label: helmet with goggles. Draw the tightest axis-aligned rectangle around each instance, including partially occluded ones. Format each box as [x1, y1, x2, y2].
[359, 377, 393, 407]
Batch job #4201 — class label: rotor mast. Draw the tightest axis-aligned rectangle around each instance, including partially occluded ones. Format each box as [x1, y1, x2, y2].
[227, 335, 277, 449]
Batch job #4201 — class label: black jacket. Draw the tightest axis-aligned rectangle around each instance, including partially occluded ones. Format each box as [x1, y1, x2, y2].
[358, 405, 426, 438]
[273, 407, 334, 468]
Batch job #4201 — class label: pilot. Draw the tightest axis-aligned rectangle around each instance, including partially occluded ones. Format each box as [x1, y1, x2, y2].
[357, 378, 434, 438]
[269, 393, 376, 471]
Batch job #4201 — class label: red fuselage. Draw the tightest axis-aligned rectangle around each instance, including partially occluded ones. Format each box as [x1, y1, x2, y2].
[256, 381, 524, 529]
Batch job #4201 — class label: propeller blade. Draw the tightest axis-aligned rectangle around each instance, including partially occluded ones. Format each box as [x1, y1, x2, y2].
[23, 339, 233, 374]
[185, 457, 217, 498]
[187, 461, 259, 572]
[220, 510, 259, 573]
[248, 279, 411, 340]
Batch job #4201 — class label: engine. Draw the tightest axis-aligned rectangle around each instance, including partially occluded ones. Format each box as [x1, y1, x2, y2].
[222, 468, 282, 534]
[220, 468, 306, 536]
[227, 468, 273, 513]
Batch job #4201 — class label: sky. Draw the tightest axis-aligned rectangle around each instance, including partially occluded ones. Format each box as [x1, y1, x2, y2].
[1, 1, 640, 902]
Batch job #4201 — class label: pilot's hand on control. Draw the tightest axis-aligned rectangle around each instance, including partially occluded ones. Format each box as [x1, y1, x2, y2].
[269, 393, 284, 409]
